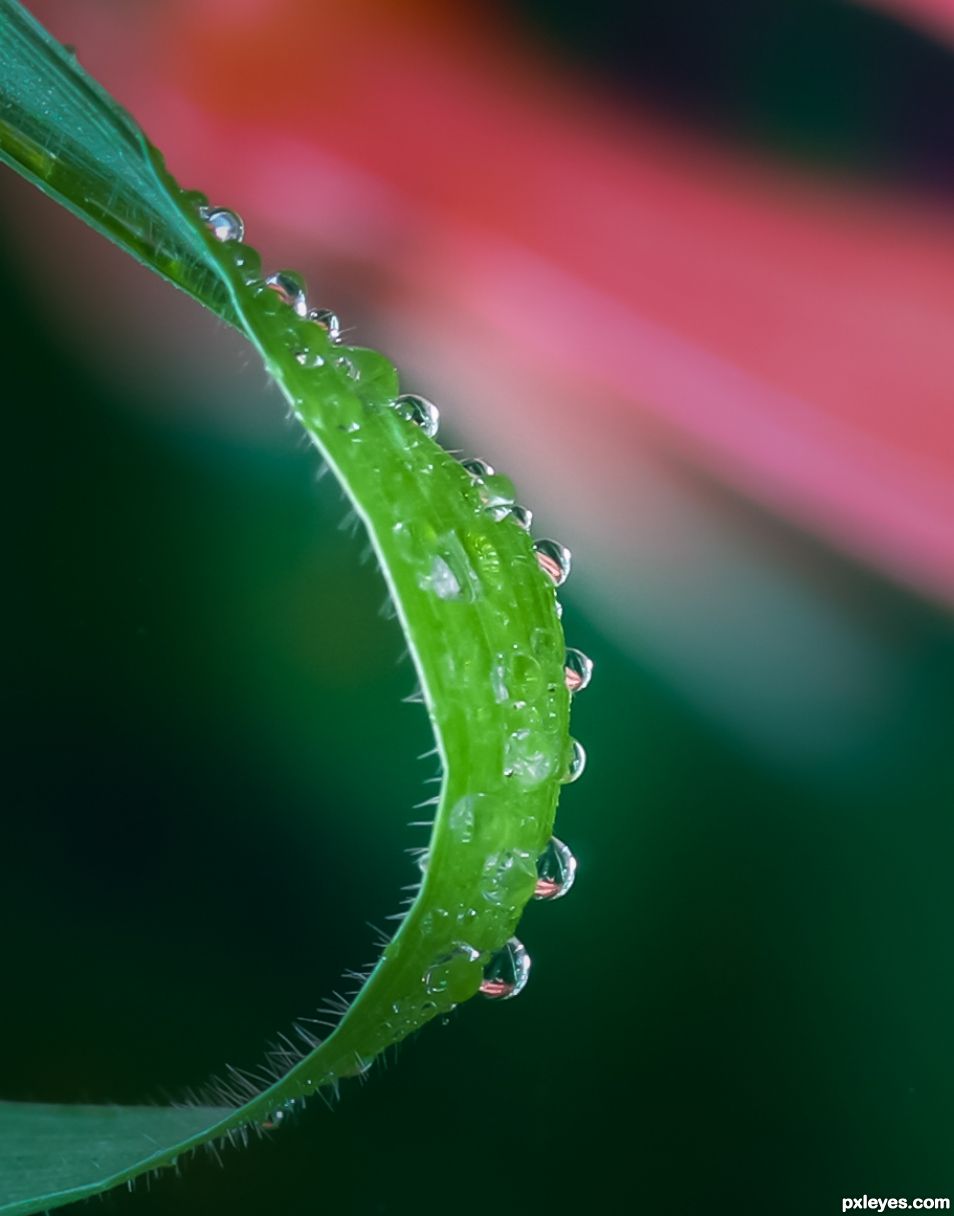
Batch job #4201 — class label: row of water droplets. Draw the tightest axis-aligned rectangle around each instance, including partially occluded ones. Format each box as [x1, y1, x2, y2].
[195, 198, 593, 1006]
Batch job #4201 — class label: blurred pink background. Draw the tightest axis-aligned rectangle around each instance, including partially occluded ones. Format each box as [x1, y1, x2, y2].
[8, 0, 953, 770]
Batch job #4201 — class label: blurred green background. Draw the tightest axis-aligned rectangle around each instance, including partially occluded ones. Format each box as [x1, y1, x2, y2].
[3, 1, 954, 1213]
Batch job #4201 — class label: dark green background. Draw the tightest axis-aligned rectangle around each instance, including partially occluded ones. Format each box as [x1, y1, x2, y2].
[2, 2, 954, 1212]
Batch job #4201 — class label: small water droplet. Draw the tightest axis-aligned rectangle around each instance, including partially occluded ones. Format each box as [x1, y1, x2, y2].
[563, 738, 587, 783]
[479, 847, 537, 906]
[564, 648, 594, 693]
[308, 307, 341, 341]
[503, 729, 559, 788]
[534, 837, 577, 900]
[477, 474, 517, 521]
[204, 207, 244, 243]
[261, 1109, 285, 1130]
[507, 651, 544, 700]
[392, 393, 439, 438]
[534, 538, 571, 586]
[265, 270, 309, 317]
[295, 348, 325, 368]
[507, 504, 533, 530]
[461, 458, 495, 478]
[480, 938, 531, 1000]
[424, 943, 481, 995]
[420, 555, 463, 600]
[448, 794, 479, 844]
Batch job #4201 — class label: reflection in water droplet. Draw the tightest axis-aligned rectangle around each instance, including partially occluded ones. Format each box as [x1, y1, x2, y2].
[263, 272, 308, 318]
[203, 207, 244, 243]
[265, 270, 309, 317]
[534, 538, 572, 586]
[309, 307, 341, 341]
[507, 504, 533, 530]
[392, 393, 439, 438]
[534, 837, 577, 901]
[564, 648, 594, 693]
[461, 458, 495, 479]
[480, 938, 531, 1000]
[563, 738, 587, 783]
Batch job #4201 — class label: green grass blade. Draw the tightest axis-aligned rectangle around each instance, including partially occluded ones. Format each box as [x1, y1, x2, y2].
[0, 1, 580, 1209]
[0, 1104, 233, 1216]
[0, 0, 234, 318]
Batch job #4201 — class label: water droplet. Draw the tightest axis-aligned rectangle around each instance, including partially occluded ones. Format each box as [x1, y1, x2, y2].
[461, 458, 495, 478]
[479, 847, 537, 906]
[563, 738, 587, 783]
[261, 1109, 285, 1130]
[265, 270, 309, 317]
[534, 538, 571, 586]
[534, 837, 577, 900]
[507, 651, 544, 700]
[419, 555, 462, 600]
[477, 474, 517, 520]
[392, 393, 439, 438]
[564, 648, 594, 693]
[424, 943, 481, 995]
[203, 207, 244, 243]
[448, 795, 477, 844]
[295, 348, 325, 368]
[480, 938, 531, 1000]
[503, 729, 559, 788]
[507, 504, 533, 530]
[309, 307, 341, 341]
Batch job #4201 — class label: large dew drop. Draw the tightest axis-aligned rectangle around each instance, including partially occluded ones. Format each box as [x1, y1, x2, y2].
[202, 206, 245, 243]
[534, 837, 577, 901]
[265, 270, 309, 317]
[534, 538, 572, 586]
[392, 393, 440, 438]
[564, 647, 594, 693]
[480, 938, 531, 1000]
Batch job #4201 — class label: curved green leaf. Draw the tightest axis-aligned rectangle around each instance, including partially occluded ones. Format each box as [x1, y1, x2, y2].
[0, 1, 581, 1209]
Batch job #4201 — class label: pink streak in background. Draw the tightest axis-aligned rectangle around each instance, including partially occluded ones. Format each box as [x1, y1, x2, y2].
[25, 0, 954, 606]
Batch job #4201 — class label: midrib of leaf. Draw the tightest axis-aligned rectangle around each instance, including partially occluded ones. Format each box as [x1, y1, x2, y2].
[0, 2, 574, 1212]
